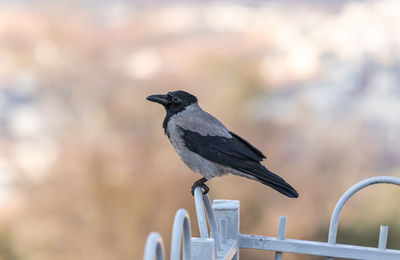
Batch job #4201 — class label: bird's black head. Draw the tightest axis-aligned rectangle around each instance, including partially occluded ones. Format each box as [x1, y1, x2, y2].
[147, 90, 198, 114]
[147, 91, 198, 134]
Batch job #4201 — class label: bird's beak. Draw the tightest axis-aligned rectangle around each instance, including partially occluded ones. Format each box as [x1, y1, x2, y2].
[146, 94, 171, 106]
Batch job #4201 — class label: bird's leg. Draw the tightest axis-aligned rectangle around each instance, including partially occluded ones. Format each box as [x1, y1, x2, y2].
[191, 177, 209, 196]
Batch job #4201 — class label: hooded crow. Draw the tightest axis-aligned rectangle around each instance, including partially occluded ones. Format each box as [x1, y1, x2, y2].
[147, 90, 298, 198]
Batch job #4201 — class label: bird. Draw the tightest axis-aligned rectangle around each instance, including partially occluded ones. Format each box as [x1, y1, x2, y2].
[146, 90, 298, 198]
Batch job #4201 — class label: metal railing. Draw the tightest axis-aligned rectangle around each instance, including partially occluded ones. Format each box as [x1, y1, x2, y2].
[143, 176, 400, 259]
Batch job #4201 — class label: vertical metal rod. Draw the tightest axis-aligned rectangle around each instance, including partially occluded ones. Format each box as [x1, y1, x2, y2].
[194, 187, 209, 238]
[274, 216, 287, 260]
[277, 216, 287, 239]
[275, 251, 283, 260]
[378, 225, 388, 250]
[203, 193, 220, 252]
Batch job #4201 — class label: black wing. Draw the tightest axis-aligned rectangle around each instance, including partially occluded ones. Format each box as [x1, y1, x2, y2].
[179, 127, 298, 198]
[229, 131, 266, 160]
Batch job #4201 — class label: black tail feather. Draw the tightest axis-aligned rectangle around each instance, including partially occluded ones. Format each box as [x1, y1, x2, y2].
[256, 176, 299, 198]
[238, 162, 299, 198]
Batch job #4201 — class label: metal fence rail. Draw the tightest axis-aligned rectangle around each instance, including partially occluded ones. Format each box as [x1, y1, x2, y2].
[143, 176, 400, 259]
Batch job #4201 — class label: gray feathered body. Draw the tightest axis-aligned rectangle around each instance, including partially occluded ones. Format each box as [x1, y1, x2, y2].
[166, 104, 231, 180]
[166, 103, 259, 182]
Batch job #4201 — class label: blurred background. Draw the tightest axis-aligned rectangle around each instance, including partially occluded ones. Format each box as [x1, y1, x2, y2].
[1, 0, 400, 259]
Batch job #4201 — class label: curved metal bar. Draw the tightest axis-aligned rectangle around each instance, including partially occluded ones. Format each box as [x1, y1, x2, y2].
[171, 209, 192, 260]
[203, 193, 220, 251]
[143, 232, 165, 260]
[194, 187, 209, 238]
[328, 176, 400, 244]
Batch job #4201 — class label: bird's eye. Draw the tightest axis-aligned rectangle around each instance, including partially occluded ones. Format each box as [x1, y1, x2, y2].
[172, 96, 180, 103]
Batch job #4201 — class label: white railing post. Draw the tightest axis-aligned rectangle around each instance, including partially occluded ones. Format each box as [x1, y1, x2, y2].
[213, 200, 240, 260]
[203, 193, 220, 253]
[274, 216, 287, 260]
[194, 188, 209, 238]
[378, 225, 388, 250]
[191, 238, 215, 260]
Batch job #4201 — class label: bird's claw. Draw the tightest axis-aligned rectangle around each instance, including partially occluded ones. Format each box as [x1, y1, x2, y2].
[191, 178, 209, 196]
[191, 184, 209, 195]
